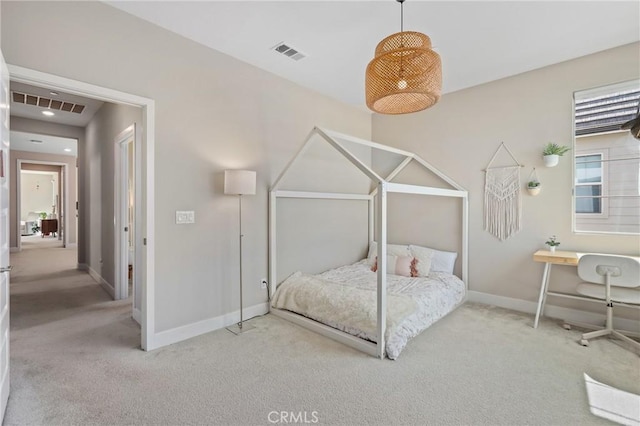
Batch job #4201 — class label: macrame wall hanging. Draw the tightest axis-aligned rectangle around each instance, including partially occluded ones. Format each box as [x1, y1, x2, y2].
[483, 142, 523, 241]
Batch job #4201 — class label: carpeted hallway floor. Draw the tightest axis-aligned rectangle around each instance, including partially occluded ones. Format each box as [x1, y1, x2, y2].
[4, 238, 640, 425]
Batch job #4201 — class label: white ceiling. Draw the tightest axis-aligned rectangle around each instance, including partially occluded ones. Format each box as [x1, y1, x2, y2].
[106, 1, 640, 110]
[10, 131, 78, 157]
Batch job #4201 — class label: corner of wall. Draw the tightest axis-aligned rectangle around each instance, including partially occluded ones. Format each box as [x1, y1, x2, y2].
[85, 264, 114, 298]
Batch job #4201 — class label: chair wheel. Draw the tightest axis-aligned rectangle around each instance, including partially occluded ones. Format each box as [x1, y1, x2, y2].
[580, 339, 589, 347]
[563, 323, 571, 330]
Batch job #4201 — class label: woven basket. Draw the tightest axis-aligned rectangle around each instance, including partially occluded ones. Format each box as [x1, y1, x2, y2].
[366, 31, 442, 114]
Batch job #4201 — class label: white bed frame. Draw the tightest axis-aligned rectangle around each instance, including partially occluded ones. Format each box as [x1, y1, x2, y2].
[269, 127, 468, 359]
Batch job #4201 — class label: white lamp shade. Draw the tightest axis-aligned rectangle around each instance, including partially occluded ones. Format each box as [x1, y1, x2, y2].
[224, 170, 256, 195]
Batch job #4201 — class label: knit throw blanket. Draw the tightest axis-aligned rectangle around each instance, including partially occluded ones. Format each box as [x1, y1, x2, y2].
[484, 166, 521, 241]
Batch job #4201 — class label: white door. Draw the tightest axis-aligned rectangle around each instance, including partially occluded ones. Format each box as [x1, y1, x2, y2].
[0, 49, 11, 421]
[114, 125, 135, 305]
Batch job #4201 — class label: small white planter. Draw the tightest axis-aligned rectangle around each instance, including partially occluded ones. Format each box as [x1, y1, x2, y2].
[543, 154, 559, 167]
[549, 246, 556, 253]
[527, 186, 541, 196]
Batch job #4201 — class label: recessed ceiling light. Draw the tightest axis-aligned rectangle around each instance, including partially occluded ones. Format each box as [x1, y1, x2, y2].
[42, 110, 54, 116]
[64, 148, 72, 152]
[50, 91, 59, 96]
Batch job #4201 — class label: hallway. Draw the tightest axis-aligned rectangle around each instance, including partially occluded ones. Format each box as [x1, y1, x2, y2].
[6, 239, 140, 424]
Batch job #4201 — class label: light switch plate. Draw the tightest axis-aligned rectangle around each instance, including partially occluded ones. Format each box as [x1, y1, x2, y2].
[176, 210, 195, 224]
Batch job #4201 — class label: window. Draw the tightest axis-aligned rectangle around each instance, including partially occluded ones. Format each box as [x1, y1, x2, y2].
[575, 154, 603, 214]
[573, 80, 640, 234]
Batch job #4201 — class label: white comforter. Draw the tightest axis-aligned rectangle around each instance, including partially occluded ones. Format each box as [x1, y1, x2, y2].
[271, 260, 465, 359]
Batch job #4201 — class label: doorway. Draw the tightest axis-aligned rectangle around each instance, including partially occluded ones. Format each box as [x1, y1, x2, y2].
[9, 130, 78, 253]
[16, 160, 71, 251]
[8, 65, 155, 351]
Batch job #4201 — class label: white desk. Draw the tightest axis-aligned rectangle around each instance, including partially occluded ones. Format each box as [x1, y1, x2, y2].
[533, 250, 579, 328]
[533, 250, 640, 329]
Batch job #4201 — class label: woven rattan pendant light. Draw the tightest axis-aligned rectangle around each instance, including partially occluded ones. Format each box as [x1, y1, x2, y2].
[366, 0, 442, 114]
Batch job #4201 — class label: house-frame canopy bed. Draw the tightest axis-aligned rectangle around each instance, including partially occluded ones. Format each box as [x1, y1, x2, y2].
[269, 127, 469, 359]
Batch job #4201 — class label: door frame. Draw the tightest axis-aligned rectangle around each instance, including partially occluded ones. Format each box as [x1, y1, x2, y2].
[0, 48, 11, 423]
[8, 65, 156, 351]
[114, 124, 142, 326]
[15, 160, 68, 250]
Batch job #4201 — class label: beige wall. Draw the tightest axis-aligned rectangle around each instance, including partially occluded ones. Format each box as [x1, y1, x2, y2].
[275, 133, 373, 281]
[10, 117, 82, 253]
[373, 42, 640, 316]
[83, 102, 142, 291]
[20, 170, 58, 221]
[1, 1, 371, 334]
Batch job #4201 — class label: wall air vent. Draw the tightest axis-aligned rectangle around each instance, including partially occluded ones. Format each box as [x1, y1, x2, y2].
[11, 91, 86, 114]
[272, 42, 307, 61]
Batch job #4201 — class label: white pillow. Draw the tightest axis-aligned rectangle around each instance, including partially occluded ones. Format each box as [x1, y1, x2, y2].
[371, 254, 417, 277]
[433, 250, 458, 274]
[410, 244, 458, 275]
[367, 241, 410, 266]
[408, 245, 434, 277]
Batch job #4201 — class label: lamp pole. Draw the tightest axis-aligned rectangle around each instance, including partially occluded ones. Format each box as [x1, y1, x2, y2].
[224, 169, 256, 335]
[238, 193, 244, 329]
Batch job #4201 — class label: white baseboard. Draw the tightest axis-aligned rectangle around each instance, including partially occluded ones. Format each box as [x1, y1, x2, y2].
[467, 290, 639, 333]
[10, 247, 19, 253]
[82, 264, 114, 298]
[132, 308, 142, 325]
[80, 263, 139, 325]
[151, 302, 269, 349]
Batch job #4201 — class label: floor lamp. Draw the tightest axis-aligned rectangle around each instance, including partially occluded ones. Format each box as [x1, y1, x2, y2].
[224, 170, 256, 334]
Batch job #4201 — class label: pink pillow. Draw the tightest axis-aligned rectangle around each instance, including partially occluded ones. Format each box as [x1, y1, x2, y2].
[371, 255, 418, 277]
[408, 245, 434, 277]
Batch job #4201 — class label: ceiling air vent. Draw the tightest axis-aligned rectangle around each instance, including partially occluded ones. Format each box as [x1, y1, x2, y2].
[272, 42, 307, 61]
[11, 91, 86, 114]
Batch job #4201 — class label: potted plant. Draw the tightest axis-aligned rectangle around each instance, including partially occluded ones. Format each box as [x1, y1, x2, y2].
[545, 235, 560, 252]
[543, 143, 571, 167]
[527, 180, 541, 196]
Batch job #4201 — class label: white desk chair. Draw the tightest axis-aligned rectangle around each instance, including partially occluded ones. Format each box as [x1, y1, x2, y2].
[576, 254, 640, 351]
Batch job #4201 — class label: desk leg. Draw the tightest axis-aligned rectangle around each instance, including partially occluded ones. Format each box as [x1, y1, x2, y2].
[534, 262, 551, 329]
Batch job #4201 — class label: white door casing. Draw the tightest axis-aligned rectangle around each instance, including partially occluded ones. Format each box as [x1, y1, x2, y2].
[15, 160, 69, 251]
[8, 64, 154, 350]
[0, 49, 12, 421]
[58, 166, 64, 242]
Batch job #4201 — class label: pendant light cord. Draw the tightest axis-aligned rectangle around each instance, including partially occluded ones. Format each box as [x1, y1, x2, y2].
[398, 0, 406, 76]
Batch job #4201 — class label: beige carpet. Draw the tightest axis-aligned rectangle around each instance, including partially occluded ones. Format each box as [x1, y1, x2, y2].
[4, 241, 640, 425]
